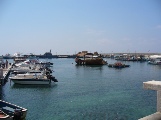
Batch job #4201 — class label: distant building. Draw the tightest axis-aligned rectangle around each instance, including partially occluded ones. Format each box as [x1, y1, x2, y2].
[38, 50, 54, 58]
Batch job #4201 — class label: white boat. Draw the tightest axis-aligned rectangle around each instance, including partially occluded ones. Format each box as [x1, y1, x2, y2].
[0, 100, 27, 120]
[9, 72, 57, 85]
[148, 55, 161, 65]
[11, 65, 43, 74]
[13, 58, 53, 68]
[3, 54, 13, 59]
[10, 58, 57, 85]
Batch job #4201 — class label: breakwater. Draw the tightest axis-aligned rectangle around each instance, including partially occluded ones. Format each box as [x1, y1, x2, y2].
[1, 53, 161, 59]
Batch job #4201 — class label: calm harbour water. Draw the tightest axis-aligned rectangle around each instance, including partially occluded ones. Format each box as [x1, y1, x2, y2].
[1, 58, 161, 120]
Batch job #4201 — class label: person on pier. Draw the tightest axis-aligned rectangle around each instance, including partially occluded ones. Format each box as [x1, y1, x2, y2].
[5, 60, 8, 68]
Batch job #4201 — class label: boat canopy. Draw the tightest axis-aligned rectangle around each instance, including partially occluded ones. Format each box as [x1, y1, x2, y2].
[149, 55, 161, 59]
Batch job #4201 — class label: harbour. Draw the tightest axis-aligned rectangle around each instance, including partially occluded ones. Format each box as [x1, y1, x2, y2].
[1, 0, 161, 119]
[0, 57, 161, 119]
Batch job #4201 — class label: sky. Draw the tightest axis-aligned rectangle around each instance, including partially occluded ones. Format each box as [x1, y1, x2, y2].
[0, 0, 161, 55]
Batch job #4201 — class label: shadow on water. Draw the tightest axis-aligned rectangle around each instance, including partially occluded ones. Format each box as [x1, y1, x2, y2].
[11, 83, 58, 89]
[0, 86, 4, 100]
[75, 64, 108, 68]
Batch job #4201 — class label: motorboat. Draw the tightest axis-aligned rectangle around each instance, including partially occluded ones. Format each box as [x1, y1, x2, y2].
[148, 55, 161, 65]
[0, 100, 27, 120]
[9, 71, 58, 85]
[108, 62, 130, 68]
[10, 75, 58, 85]
[14, 58, 53, 68]
[10, 56, 57, 85]
[10, 64, 43, 75]
[11, 63, 53, 75]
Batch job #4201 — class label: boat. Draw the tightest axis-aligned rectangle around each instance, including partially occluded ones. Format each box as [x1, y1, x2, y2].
[0, 100, 27, 120]
[11, 57, 54, 75]
[148, 55, 161, 65]
[75, 53, 108, 66]
[10, 59, 57, 85]
[3, 54, 13, 59]
[9, 72, 58, 85]
[75, 51, 107, 65]
[13, 57, 53, 68]
[13, 56, 27, 64]
[75, 57, 107, 65]
[108, 62, 130, 68]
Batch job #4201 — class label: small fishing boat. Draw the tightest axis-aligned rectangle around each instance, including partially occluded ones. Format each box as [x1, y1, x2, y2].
[0, 100, 27, 120]
[108, 62, 130, 68]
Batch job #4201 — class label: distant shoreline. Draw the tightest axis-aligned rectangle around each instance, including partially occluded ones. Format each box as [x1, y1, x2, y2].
[1, 52, 161, 59]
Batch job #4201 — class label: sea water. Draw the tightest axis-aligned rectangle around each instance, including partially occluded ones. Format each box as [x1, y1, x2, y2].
[1, 58, 161, 120]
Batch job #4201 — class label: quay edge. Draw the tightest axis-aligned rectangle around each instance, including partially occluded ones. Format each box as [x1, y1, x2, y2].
[139, 80, 161, 120]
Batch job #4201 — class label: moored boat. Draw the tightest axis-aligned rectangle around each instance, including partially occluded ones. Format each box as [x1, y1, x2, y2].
[75, 57, 107, 65]
[148, 55, 161, 65]
[75, 51, 107, 65]
[0, 100, 27, 120]
[75, 54, 107, 65]
[108, 62, 130, 68]
[9, 73, 58, 85]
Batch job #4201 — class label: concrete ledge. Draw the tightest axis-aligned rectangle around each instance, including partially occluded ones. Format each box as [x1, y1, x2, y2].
[139, 112, 161, 120]
[143, 81, 161, 91]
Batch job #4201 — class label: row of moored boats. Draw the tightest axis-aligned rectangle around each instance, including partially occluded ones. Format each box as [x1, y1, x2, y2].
[75, 54, 161, 68]
[0, 57, 58, 119]
[9, 57, 58, 85]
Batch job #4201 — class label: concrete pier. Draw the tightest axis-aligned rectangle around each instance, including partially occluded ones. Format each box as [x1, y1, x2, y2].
[0, 64, 12, 85]
[139, 80, 161, 120]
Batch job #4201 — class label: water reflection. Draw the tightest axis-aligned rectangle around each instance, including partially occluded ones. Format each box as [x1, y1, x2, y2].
[75, 64, 104, 70]
[0, 86, 3, 99]
[11, 83, 58, 89]
[154, 65, 161, 69]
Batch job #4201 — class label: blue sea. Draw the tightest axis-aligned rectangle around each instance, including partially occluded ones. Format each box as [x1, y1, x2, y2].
[1, 58, 161, 120]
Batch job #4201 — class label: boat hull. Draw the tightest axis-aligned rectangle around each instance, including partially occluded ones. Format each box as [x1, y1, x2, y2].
[11, 78, 51, 85]
[75, 58, 107, 65]
[148, 61, 161, 65]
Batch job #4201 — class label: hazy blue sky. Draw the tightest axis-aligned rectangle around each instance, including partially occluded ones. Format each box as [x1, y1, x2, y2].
[0, 0, 161, 55]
